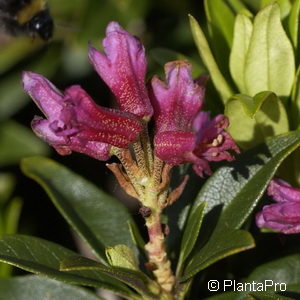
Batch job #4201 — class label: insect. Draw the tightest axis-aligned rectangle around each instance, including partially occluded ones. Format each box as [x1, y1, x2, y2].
[0, 0, 53, 41]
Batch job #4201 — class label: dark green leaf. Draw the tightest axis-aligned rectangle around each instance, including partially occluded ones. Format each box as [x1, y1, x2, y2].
[205, 291, 292, 300]
[128, 220, 145, 249]
[0, 121, 50, 166]
[175, 279, 193, 300]
[248, 254, 300, 292]
[60, 256, 160, 299]
[176, 202, 206, 275]
[0, 173, 15, 204]
[0, 275, 103, 300]
[21, 157, 138, 262]
[189, 14, 234, 103]
[248, 292, 293, 300]
[0, 235, 133, 298]
[182, 230, 254, 281]
[182, 131, 300, 281]
[4, 197, 22, 235]
[197, 131, 300, 232]
[204, 291, 245, 300]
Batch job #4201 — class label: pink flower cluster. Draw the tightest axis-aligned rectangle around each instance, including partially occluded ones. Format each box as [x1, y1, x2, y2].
[22, 22, 239, 176]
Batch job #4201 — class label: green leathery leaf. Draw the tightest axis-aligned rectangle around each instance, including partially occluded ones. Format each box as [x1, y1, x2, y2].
[247, 254, 300, 292]
[225, 92, 289, 149]
[0, 121, 50, 166]
[175, 279, 193, 300]
[0, 235, 133, 298]
[261, 0, 291, 19]
[105, 245, 139, 271]
[241, 0, 262, 11]
[288, 0, 300, 49]
[181, 131, 300, 281]
[176, 202, 206, 275]
[0, 275, 104, 300]
[0, 197, 22, 277]
[21, 157, 138, 262]
[229, 13, 253, 93]
[204, 0, 235, 76]
[242, 0, 291, 19]
[248, 292, 293, 300]
[291, 66, 300, 129]
[244, 3, 295, 97]
[127, 220, 145, 249]
[0, 173, 15, 204]
[204, 0, 235, 46]
[204, 292, 292, 300]
[189, 14, 234, 103]
[203, 291, 246, 300]
[225, 0, 253, 16]
[60, 256, 159, 299]
[4, 197, 22, 235]
[182, 230, 254, 282]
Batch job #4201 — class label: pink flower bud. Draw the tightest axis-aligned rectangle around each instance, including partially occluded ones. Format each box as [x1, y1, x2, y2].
[150, 61, 239, 177]
[22, 71, 143, 160]
[89, 21, 153, 119]
[256, 178, 300, 234]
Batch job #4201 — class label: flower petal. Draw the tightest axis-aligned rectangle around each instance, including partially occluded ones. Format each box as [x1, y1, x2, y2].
[32, 114, 111, 161]
[22, 71, 63, 118]
[150, 61, 205, 132]
[23, 72, 144, 161]
[256, 202, 300, 234]
[193, 113, 240, 162]
[268, 178, 300, 203]
[64, 85, 143, 147]
[154, 131, 196, 165]
[88, 21, 153, 118]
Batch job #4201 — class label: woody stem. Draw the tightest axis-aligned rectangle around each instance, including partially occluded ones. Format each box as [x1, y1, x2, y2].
[143, 157, 175, 297]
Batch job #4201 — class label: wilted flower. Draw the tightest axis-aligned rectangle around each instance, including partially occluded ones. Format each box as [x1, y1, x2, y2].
[150, 61, 240, 176]
[22, 72, 142, 160]
[256, 178, 300, 234]
[89, 21, 153, 119]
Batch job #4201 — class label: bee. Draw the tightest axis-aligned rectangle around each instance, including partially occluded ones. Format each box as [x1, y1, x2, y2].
[0, 0, 53, 41]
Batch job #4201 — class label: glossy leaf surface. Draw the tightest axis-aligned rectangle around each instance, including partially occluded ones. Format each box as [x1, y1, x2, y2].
[182, 131, 300, 281]
[0, 275, 103, 300]
[21, 157, 138, 261]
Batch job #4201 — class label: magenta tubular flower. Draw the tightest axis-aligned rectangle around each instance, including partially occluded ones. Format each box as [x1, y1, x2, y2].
[150, 60, 239, 177]
[22, 71, 143, 160]
[88, 21, 153, 119]
[256, 178, 300, 234]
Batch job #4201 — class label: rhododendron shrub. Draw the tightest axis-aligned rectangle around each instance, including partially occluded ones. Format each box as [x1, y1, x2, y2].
[1, 2, 300, 300]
